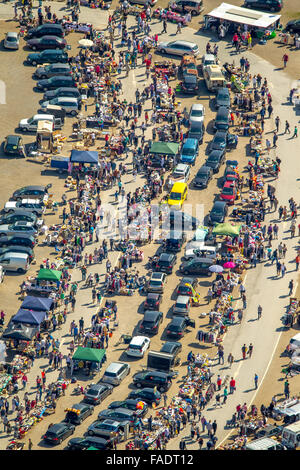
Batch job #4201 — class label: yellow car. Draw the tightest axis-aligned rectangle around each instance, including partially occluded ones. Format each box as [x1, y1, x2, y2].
[167, 182, 188, 209]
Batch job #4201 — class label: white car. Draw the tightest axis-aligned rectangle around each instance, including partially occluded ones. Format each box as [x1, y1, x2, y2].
[201, 53, 217, 69]
[189, 103, 205, 126]
[167, 163, 191, 190]
[157, 40, 199, 57]
[4, 199, 45, 216]
[126, 336, 151, 358]
[184, 243, 217, 260]
[4, 32, 19, 50]
[0, 221, 38, 238]
[41, 97, 79, 116]
[18, 114, 54, 132]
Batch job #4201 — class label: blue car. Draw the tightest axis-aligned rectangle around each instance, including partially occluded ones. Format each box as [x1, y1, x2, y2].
[180, 138, 199, 166]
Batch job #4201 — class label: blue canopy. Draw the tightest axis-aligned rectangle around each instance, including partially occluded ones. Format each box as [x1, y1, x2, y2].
[11, 309, 46, 326]
[70, 150, 98, 164]
[21, 296, 53, 312]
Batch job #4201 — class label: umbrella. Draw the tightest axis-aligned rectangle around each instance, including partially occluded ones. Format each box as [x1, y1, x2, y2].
[223, 261, 236, 269]
[78, 39, 94, 48]
[209, 265, 224, 273]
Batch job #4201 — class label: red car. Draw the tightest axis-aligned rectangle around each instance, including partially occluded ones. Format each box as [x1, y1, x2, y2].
[220, 181, 237, 205]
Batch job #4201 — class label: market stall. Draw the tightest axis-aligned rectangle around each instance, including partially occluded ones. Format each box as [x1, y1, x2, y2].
[72, 346, 106, 375]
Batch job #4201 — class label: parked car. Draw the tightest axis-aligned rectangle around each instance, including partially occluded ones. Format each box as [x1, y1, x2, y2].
[67, 436, 114, 450]
[87, 419, 126, 440]
[255, 424, 282, 439]
[126, 336, 150, 358]
[180, 138, 199, 165]
[181, 73, 198, 94]
[0, 252, 29, 273]
[244, 0, 282, 12]
[172, 295, 191, 316]
[162, 210, 198, 231]
[157, 40, 199, 57]
[146, 272, 167, 293]
[168, 182, 188, 209]
[102, 362, 130, 386]
[127, 388, 161, 406]
[201, 53, 217, 70]
[214, 106, 230, 132]
[219, 181, 238, 205]
[43, 422, 75, 445]
[184, 244, 217, 261]
[3, 135, 24, 157]
[188, 122, 204, 143]
[144, 293, 162, 311]
[43, 87, 81, 102]
[285, 19, 300, 33]
[208, 200, 228, 225]
[4, 199, 45, 216]
[34, 63, 72, 79]
[25, 24, 64, 40]
[166, 316, 195, 338]
[223, 165, 239, 184]
[0, 234, 35, 248]
[0, 245, 34, 263]
[64, 404, 94, 425]
[26, 35, 67, 51]
[139, 310, 163, 335]
[164, 230, 187, 252]
[210, 130, 236, 151]
[26, 49, 68, 66]
[176, 277, 198, 296]
[4, 32, 19, 50]
[129, 0, 156, 6]
[205, 149, 225, 173]
[189, 103, 205, 126]
[41, 97, 79, 116]
[215, 87, 231, 108]
[36, 75, 76, 91]
[18, 114, 56, 132]
[12, 185, 50, 201]
[132, 370, 173, 392]
[83, 383, 113, 405]
[108, 398, 148, 417]
[167, 163, 191, 189]
[193, 165, 213, 188]
[179, 257, 213, 275]
[154, 252, 177, 274]
[97, 408, 136, 424]
[0, 221, 37, 238]
[169, 0, 203, 15]
[160, 341, 182, 358]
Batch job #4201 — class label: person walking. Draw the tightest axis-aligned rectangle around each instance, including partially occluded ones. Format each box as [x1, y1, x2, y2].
[28, 439, 33, 450]
[292, 126, 298, 138]
[282, 53, 289, 68]
[248, 343, 254, 358]
[254, 374, 258, 389]
[284, 120, 290, 134]
[162, 18, 167, 34]
[242, 344, 247, 360]
[275, 116, 280, 132]
[227, 352, 234, 368]
[288, 279, 294, 296]
[179, 438, 186, 450]
[284, 379, 290, 399]
[212, 420, 217, 435]
[229, 377, 236, 394]
[257, 305, 262, 320]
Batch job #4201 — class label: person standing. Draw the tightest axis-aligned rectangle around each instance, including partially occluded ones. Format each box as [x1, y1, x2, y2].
[254, 374, 258, 389]
[288, 279, 294, 296]
[284, 379, 290, 399]
[242, 344, 247, 360]
[248, 343, 254, 358]
[179, 438, 186, 450]
[292, 125, 298, 138]
[257, 305, 262, 320]
[227, 352, 234, 368]
[28, 439, 33, 450]
[282, 53, 289, 68]
[275, 116, 280, 132]
[229, 377, 236, 394]
[212, 420, 217, 436]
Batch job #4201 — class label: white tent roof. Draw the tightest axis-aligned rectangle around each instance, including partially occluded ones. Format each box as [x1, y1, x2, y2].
[206, 2, 280, 29]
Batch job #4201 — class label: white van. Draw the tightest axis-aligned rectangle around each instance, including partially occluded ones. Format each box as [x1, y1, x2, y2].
[184, 244, 217, 260]
[281, 422, 300, 449]
[126, 336, 150, 358]
[102, 362, 130, 386]
[245, 437, 285, 450]
[0, 252, 29, 274]
[203, 64, 227, 92]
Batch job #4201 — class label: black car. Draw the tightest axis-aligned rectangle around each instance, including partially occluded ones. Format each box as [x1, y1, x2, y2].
[67, 436, 114, 450]
[25, 23, 64, 40]
[193, 165, 213, 188]
[164, 230, 187, 252]
[97, 408, 136, 424]
[255, 424, 282, 439]
[83, 383, 113, 405]
[285, 19, 300, 34]
[26, 35, 67, 51]
[36, 75, 76, 91]
[179, 257, 213, 275]
[128, 388, 161, 406]
[43, 422, 75, 445]
[166, 316, 195, 338]
[26, 50, 69, 66]
[210, 131, 229, 152]
[205, 150, 225, 173]
[139, 311, 163, 335]
[154, 253, 177, 274]
[0, 211, 38, 227]
[133, 371, 173, 392]
[214, 106, 230, 132]
[164, 211, 198, 231]
[3, 135, 24, 157]
[0, 235, 35, 248]
[0, 245, 34, 263]
[160, 341, 182, 358]
[144, 293, 162, 311]
[244, 0, 282, 12]
[12, 185, 50, 201]
[43, 87, 81, 102]
[64, 403, 94, 425]
[108, 399, 148, 417]
[181, 74, 198, 94]
[208, 201, 228, 225]
[215, 87, 231, 108]
[176, 277, 198, 296]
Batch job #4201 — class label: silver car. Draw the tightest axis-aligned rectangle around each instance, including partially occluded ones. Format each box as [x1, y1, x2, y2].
[4, 32, 19, 50]
[0, 221, 37, 238]
[41, 97, 79, 116]
[189, 103, 205, 126]
[157, 40, 199, 57]
[34, 63, 72, 79]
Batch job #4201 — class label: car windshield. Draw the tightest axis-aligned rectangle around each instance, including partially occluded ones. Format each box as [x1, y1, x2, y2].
[208, 154, 219, 161]
[222, 187, 234, 195]
[175, 302, 187, 309]
[178, 285, 191, 293]
[130, 343, 143, 349]
[150, 280, 162, 285]
[173, 170, 185, 177]
[218, 92, 228, 100]
[213, 207, 223, 214]
[87, 389, 98, 396]
[7, 36, 17, 42]
[192, 45, 198, 50]
[170, 192, 182, 201]
[169, 324, 180, 331]
[159, 260, 170, 266]
[191, 110, 203, 117]
[214, 135, 225, 143]
[182, 148, 195, 156]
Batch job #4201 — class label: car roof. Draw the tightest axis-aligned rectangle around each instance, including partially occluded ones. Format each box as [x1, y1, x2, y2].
[170, 182, 187, 191]
[183, 138, 198, 147]
[159, 252, 173, 260]
[48, 423, 68, 431]
[216, 106, 229, 116]
[217, 87, 230, 94]
[52, 87, 78, 92]
[97, 419, 121, 427]
[70, 403, 87, 410]
[197, 165, 211, 173]
[143, 370, 168, 377]
[167, 230, 185, 240]
[160, 341, 181, 352]
[215, 130, 227, 136]
[6, 32, 18, 38]
[144, 310, 161, 319]
[174, 163, 189, 171]
[109, 407, 134, 415]
[55, 97, 78, 103]
[212, 201, 227, 208]
[49, 63, 70, 68]
[208, 150, 223, 157]
[170, 40, 196, 47]
[170, 316, 185, 325]
[130, 336, 149, 345]
[37, 35, 63, 40]
[147, 292, 160, 299]
[16, 185, 46, 192]
[176, 295, 190, 302]
[191, 103, 204, 110]
[6, 135, 21, 143]
[89, 383, 107, 390]
[151, 272, 164, 279]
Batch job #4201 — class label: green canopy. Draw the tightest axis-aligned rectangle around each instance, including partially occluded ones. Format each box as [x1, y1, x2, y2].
[212, 222, 242, 237]
[37, 268, 62, 282]
[72, 347, 106, 363]
[150, 141, 179, 155]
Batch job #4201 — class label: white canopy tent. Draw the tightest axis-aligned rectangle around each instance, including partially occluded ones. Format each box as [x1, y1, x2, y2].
[205, 2, 281, 30]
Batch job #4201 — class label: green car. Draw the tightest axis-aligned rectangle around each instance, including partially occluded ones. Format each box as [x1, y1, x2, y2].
[26, 49, 68, 66]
